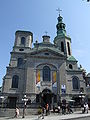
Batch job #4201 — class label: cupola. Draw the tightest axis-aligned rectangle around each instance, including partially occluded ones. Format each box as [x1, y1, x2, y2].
[56, 14, 66, 36]
[42, 35, 50, 43]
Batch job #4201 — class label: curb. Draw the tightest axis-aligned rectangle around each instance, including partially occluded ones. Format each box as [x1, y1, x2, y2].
[62, 115, 90, 120]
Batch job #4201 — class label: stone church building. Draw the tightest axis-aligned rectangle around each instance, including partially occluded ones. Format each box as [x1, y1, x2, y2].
[2, 14, 86, 108]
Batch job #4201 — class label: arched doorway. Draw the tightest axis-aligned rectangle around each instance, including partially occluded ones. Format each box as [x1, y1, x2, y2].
[41, 89, 53, 108]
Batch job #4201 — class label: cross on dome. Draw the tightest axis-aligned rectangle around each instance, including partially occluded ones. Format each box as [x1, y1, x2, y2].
[56, 8, 62, 16]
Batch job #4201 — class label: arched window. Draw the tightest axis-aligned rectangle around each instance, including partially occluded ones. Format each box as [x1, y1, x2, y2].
[61, 41, 64, 52]
[67, 42, 71, 55]
[43, 66, 51, 81]
[12, 75, 19, 88]
[17, 58, 23, 67]
[21, 37, 25, 45]
[72, 76, 80, 90]
[69, 64, 73, 69]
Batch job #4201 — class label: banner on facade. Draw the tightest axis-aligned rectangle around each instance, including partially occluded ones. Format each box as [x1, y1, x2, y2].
[61, 85, 66, 94]
[36, 70, 40, 88]
[52, 71, 57, 87]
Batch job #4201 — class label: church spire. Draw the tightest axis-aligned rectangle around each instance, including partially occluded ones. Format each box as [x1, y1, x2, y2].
[56, 9, 66, 36]
[54, 10, 72, 57]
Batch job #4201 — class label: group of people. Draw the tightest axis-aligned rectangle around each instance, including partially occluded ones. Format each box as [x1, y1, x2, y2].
[14, 102, 89, 118]
[53, 103, 73, 114]
[81, 103, 89, 113]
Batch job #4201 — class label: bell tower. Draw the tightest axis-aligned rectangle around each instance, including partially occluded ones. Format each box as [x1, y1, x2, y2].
[14, 30, 33, 51]
[54, 11, 72, 57]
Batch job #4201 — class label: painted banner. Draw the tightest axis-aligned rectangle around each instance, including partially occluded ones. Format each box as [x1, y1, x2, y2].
[52, 71, 57, 87]
[36, 70, 40, 87]
[61, 85, 66, 94]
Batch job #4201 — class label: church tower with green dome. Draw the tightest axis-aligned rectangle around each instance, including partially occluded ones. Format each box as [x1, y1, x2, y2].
[54, 13, 72, 57]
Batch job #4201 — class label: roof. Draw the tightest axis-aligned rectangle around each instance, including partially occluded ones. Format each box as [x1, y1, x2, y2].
[30, 47, 66, 58]
[67, 56, 77, 62]
[15, 30, 33, 35]
[33, 41, 65, 56]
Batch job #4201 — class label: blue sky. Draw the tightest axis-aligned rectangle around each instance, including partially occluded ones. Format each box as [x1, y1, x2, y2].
[0, 0, 90, 86]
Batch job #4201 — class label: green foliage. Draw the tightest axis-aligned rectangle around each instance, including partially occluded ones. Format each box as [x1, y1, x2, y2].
[37, 108, 42, 114]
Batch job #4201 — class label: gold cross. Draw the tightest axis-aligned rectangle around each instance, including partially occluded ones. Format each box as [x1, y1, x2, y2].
[56, 8, 62, 15]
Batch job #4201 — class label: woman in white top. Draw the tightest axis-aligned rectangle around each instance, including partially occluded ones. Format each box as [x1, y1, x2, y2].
[85, 103, 89, 113]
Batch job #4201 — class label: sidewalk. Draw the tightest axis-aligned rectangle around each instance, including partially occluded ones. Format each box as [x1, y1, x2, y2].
[0, 110, 90, 120]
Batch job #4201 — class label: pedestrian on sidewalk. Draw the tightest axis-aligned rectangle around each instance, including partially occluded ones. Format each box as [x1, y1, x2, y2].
[14, 107, 19, 118]
[67, 103, 73, 114]
[46, 103, 49, 116]
[81, 103, 86, 113]
[62, 99, 66, 115]
[58, 105, 61, 113]
[85, 103, 89, 113]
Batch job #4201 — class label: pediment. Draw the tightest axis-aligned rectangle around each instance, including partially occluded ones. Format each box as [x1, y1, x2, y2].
[30, 48, 66, 59]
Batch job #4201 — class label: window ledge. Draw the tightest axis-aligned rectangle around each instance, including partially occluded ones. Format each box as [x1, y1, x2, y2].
[72, 89, 80, 91]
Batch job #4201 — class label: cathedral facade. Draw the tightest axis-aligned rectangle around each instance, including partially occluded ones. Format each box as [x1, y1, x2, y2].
[2, 14, 86, 108]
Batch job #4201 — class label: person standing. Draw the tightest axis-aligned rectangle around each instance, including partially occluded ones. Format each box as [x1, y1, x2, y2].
[46, 103, 49, 116]
[58, 105, 60, 113]
[62, 99, 66, 115]
[83, 103, 86, 113]
[85, 103, 89, 113]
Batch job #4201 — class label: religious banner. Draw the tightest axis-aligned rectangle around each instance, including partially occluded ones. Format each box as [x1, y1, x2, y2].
[61, 85, 66, 94]
[52, 71, 57, 88]
[36, 70, 40, 88]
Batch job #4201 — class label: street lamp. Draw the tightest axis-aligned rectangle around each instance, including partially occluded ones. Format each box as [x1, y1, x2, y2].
[0, 96, 4, 108]
[22, 95, 28, 118]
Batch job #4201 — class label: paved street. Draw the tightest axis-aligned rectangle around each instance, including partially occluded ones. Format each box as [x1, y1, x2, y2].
[73, 117, 90, 120]
[0, 111, 90, 120]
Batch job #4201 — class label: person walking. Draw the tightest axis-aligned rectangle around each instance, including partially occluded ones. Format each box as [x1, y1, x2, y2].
[15, 107, 19, 118]
[83, 103, 86, 113]
[85, 103, 89, 113]
[46, 103, 49, 116]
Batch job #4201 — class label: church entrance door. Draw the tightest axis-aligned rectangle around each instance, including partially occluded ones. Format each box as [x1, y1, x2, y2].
[41, 89, 52, 108]
[8, 97, 17, 108]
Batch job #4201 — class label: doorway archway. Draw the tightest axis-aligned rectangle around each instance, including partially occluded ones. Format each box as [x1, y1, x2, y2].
[41, 89, 53, 108]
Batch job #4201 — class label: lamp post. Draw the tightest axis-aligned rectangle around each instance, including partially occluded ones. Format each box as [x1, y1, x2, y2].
[22, 95, 28, 118]
[0, 96, 4, 108]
